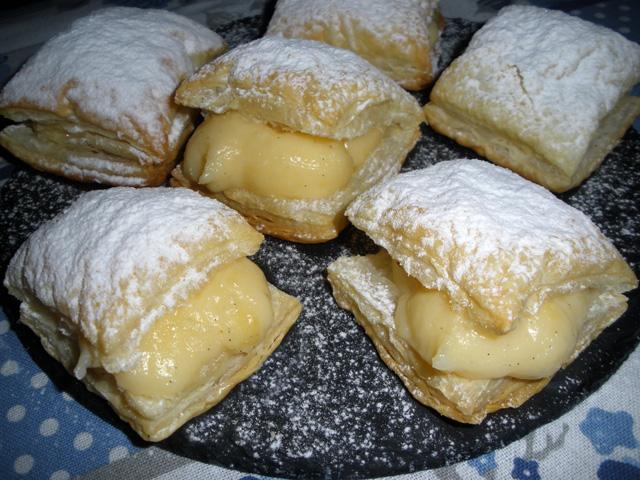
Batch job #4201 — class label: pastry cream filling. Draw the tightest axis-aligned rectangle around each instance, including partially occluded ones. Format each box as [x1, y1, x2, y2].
[391, 261, 596, 380]
[115, 258, 273, 399]
[182, 111, 382, 199]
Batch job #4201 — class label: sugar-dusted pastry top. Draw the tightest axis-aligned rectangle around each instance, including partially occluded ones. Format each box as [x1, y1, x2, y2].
[0, 7, 225, 158]
[266, 0, 441, 89]
[175, 37, 424, 139]
[346, 159, 637, 333]
[430, 5, 640, 168]
[4, 187, 263, 372]
[268, 0, 438, 45]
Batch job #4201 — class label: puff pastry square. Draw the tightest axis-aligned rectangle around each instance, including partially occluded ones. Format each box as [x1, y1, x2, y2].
[328, 159, 637, 423]
[172, 37, 424, 243]
[4, 188, 301, 441]
[266, 0, 443, 90]
[423, 6, 640, 192]
[0, 7, 225, 186]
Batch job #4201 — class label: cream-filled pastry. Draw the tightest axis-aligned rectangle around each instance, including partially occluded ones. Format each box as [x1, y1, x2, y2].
[172, 37, 424, 243]
[266, 0, 443, 90]
[3, 188, 301, 441]
[0, 8, 225, 186]
[423, 6, 640, 192]
[327, 160, 637, 423]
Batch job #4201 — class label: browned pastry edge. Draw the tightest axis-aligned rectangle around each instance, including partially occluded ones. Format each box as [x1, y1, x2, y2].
[423, 97, 640, 193]
[0, 117, 194, 187]
[0, 139, 174, 187]
[170, 166, 348, 243]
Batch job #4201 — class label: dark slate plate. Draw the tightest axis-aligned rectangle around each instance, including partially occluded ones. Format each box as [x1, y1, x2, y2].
[0, 16, 639, 480]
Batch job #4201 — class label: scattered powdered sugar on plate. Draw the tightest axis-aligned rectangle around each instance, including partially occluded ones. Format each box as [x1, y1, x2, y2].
[560, 137, 640, 271]
[214, 15, 265, 50]
[0, 16, 638, 480]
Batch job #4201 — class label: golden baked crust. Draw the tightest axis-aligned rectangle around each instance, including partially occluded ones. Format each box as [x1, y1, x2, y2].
[0, 8, 226, 186]
[266, 0, 443, 90]
[0, 119, 190, 187]
[173, 37, 424, 242]
[423, 5, 640, 192]
[424, 96, 640, 193]
[170, 167, 348, 243]
[3, 188, 302, 441]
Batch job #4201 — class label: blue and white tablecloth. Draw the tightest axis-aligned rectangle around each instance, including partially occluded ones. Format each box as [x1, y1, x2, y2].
[0, 1, 638, 479]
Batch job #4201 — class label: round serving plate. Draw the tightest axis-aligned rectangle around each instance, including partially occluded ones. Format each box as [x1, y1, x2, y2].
[0, 16, 638, 480]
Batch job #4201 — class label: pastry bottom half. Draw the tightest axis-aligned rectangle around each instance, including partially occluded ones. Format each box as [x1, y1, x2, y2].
[327, 252, 628, 424]
[170, 124, 420, 243]
[423, 96, 640, 193]
[16, 283, 301, 441]
[171, 167, 347, 243]
[0, 117, 191, 186]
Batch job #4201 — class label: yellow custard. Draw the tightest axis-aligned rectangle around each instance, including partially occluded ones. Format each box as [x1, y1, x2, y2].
[391, 260, 595, 380]
[182, 111, 382, 199]
[115, 258, 273, 398]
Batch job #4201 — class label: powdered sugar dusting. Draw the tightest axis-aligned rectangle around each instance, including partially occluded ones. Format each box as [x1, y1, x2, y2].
[350, 159, 609, 253]
[0, 7, 224, 157]
[227, 37, 387, 83]
[435, 5, 640, 165]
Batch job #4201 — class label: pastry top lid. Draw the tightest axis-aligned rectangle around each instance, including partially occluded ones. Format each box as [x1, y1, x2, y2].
[430, 5, 640, 168]
[4, 187, 263, 373]
[0, 7, 225, 157]
[346, 159, 638, 333]
[175, 36, 424, 139]
[267, 0, 439, 47]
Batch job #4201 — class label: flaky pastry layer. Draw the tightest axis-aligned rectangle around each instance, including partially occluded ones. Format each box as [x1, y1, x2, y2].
[4, 188, 264, 373]
[424, 94, 640, 193]
[4, 187, 303, 441]
[175, 37, 424, 140]
[0, 118, 192, 186]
